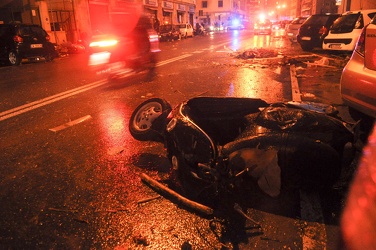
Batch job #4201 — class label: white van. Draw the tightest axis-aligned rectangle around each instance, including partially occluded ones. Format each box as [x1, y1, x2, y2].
[323, 9, 376, 51]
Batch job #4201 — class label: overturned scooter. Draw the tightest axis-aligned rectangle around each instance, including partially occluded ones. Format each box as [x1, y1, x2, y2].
[129, 97, 356, 213]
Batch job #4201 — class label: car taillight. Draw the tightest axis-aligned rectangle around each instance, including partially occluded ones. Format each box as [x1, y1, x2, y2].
[355, 27, 366, 56]
[364, 24, 376, 70]
[319, 26, 327, 35]
[89, 39, 118, 48]
[13, 35, 23, 43]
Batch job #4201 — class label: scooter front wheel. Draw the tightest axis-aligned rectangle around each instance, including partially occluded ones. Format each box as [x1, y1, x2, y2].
[129, 98, 171, 141]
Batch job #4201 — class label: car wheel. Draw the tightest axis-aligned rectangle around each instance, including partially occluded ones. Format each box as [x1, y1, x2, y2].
[8, 51, 21, 66]
[45, 52, 56, 62]
[129, 98, 171, 141]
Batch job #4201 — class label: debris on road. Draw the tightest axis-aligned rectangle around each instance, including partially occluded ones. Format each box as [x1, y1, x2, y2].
[137, 195, 161, 204]
[140, 173, 214, 215]
[234, 48, 278, 59]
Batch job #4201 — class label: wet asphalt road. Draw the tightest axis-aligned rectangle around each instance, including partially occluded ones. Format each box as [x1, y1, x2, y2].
[0, 30, 360, 249]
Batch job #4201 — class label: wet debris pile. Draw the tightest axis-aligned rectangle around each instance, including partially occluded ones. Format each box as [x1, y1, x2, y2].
[234, 48, 279, 59]
[233, 47, 350, 69]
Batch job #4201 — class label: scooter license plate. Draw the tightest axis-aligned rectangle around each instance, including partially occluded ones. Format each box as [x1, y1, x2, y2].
[88, 52, 111, 66]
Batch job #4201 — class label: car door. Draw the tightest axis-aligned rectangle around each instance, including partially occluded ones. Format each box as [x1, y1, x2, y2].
[187, 24, 193, 36]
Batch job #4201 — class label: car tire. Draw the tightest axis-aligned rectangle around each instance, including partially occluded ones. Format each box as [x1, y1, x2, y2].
[129, 98, 171, 141]
[45, 51, 57, 62]
[8, 50, 21, 66]
[45, 43, 58, 62]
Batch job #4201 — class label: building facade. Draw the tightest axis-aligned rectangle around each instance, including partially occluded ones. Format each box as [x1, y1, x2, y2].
[1, 0, 376, 45]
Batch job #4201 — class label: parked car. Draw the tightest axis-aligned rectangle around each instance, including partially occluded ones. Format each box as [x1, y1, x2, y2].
[340, 16, 376, 120]
[297, 13, 340, 51]
[323, 9, 376, 51]
[177, 23, 194, 38]
[253, 19, 272, 35]
[0, 23, 58, 66]
[285, 16, 308, 42]
[158, 24, 181, 41]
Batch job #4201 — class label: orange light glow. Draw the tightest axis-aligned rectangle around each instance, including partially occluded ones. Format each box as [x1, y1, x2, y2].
[88, 52, 111, 66]
[90, 39, 118, 48]
[98, 102, 133, 156]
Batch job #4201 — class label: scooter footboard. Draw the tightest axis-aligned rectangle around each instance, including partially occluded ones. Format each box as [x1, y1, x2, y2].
[185, 97, 268, 144]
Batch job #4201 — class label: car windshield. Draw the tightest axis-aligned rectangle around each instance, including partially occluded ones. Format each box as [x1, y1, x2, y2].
[331, 13, 363, 32]
[371, 16, 376, 24]
[304, 15, 330, 26]
[291, 17, 307, 25]
[160, 25, 172, 32]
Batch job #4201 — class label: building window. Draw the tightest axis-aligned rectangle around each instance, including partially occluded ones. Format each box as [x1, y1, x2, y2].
[218, 0, 223, 7]
[202, 1, 207, 8]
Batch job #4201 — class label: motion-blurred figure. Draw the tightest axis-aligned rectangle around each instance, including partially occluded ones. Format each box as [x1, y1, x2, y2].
[340, 122, 376, 249]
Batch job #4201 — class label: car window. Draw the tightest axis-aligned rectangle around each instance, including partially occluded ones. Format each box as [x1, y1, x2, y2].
[367, 12, 376, 20]
[291, 17, 306, 25]
[177, 24, 186, 28]
[331, 13, 363, 32]
[371, 16, 376, 24]
[30, 26, 47, 38]
[304, 15, 330, 26]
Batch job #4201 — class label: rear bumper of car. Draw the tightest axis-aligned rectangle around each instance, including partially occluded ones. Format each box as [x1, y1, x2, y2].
[297, 35, 323, 48]
[323, 31, 360, 51]
[322, 38, 355, 51]
[17, 42, 56, 59]
[286, 29, 299, 41]
[341, 51, 376, 118]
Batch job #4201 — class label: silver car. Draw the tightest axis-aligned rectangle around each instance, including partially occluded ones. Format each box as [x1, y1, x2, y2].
[285, 17, 307, 42]
[340, 16, 376, 119]
[177, 23, 194, 39]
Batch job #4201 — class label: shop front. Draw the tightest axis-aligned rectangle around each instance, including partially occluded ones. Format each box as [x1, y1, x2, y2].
[162, 1, 173, 24]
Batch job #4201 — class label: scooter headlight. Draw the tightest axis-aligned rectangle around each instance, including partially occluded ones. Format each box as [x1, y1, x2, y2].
[166, 118, 177, 132]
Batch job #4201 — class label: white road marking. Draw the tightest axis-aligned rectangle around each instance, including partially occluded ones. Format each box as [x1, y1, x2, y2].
[0, 53, 195, 122]
[49, 115, 92, 132]
[156, 54, 192, 66]
[0, 79, 107, 122]
[290, 65, 302, 102]
[290, 65, 327, 249]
